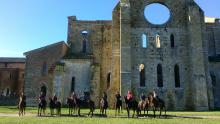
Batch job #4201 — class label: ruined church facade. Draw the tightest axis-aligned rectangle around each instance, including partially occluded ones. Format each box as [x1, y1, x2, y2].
[24, 0, 220, 110]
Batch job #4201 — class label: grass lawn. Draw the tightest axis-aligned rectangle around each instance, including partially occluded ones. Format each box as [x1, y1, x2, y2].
[0, 106, 219, 124]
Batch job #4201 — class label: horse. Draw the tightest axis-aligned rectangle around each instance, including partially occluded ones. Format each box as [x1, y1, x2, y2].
[124, 96, 139, 118]
[115, 98, 122, 116]
[100, 98, 108, 116]
[146, 94, 167, 118]
[66, 97, 77, 116]
[38, 98, 47, 116]
[66, 97, 95, 117]
[49, 98, 61, 116]
[18, 96, 26, 116]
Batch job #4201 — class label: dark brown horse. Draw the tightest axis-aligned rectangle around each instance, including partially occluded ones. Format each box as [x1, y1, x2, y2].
[115, 98, 122, 116]
[49, 98, 61, 116]
[38, 98, 47, 116]
[66, 97, 95, 117]
[124, 96, 139, 118]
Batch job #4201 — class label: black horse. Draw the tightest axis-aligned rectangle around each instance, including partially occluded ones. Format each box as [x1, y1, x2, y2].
[38, 98, 47, 116]
[115, 98, 122, 116]
[124, 96, 139, 118]
[49, 98, 62, 116]
[66, 97, 95, 117]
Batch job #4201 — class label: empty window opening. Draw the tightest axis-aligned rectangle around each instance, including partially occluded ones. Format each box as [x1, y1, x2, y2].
[82, 39, 87, 53]
[42, 62, 48, 76]
[157, 64, 163, 87]
[107, 73, 111, 89]
[142, 34, 147, 48]
[210, 73, 216, 86]
[71, 77, 75, 92]
[156, 34, 161, 48]
[171, 34, 174, 48]
[174, 64, 180, 88]
[139, 64, 146, 87]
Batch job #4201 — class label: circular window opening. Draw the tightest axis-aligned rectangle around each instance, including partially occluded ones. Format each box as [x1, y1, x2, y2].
[144, 3, 171, 25]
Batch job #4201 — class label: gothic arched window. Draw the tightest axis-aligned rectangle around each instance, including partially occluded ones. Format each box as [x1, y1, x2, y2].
[171, 34, 174, 48]
[156, 34, 161, 48]
[142, 34, 147, 48]
[174, 64, 180, 88]
[157, 64, 163, 87]
[139, 64, 146, 87]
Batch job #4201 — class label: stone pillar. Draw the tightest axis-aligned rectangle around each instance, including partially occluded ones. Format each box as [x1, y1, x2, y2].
[107, 4, 121, 108]
[186, 3, 209, 111]
[120, 0, 132, 96]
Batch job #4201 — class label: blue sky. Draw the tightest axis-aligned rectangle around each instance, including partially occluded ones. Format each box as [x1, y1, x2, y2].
[0, 0, 219, 57]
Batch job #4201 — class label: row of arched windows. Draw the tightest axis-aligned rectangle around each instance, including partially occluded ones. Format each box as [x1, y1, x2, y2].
[139, 64, 180, 88]
[142, 34, 175, 48]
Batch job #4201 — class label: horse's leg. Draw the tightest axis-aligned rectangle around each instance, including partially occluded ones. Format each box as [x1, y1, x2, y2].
[126, 107, 130, 118]
[24, 107, 25, 115]
[159, 108, 162, 118]
[78, 107, 81, 116]
[164, 107, 167, 116]
[153, 107, 156, 118]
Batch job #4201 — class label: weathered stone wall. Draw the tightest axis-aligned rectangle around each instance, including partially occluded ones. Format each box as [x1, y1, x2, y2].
[120, 0, 209, 110]
[24, 41, 68, 106]
[206, 20, 220, 109]
[67, 17, 113, 105]
[62, 59, 92, 101]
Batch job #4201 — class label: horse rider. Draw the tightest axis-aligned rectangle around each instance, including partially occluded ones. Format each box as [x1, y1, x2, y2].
[140, 92, 146, 109]
[52, 93, 58, 104]
[115, 91, 121, 101]
[39, 91, 46, 102]
[103, 92, 107, 102]
[19, 92, 26, 108]
[126, 90, 133, 101]
[71, 92, 77, 103]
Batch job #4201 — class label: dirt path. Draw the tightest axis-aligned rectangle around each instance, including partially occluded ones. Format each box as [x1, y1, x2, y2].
[0, 113, 220, 119]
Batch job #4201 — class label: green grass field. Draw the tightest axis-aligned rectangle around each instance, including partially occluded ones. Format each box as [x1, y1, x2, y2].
[0, 106, 219, 124]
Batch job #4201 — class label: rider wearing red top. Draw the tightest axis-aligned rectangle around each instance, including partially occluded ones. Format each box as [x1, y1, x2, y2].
[126, 90, 133, 101]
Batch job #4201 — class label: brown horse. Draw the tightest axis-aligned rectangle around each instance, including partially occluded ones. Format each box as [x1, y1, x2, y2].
[144, 93, 166, 118]
[18, 95, 26, 116]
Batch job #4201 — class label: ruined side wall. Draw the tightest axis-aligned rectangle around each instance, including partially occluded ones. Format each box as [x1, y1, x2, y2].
[24, 42, 68, 106]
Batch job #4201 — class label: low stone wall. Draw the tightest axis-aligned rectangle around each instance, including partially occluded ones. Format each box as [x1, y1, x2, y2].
[0, 96, 18, 106]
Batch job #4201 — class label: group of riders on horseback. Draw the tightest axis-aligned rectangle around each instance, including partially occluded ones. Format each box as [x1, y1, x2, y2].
[18, 90, 166, 118]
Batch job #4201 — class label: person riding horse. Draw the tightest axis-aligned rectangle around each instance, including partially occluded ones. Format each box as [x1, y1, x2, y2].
[139, 92, 146, 110]
[38, 91, 47, 116]
[127, 90, 133, 101]
[100, 92, 108, 116]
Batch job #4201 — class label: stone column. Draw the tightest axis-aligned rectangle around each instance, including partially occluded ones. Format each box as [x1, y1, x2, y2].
[120, 0, 132, 96]
[186, 4, 209, 111]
